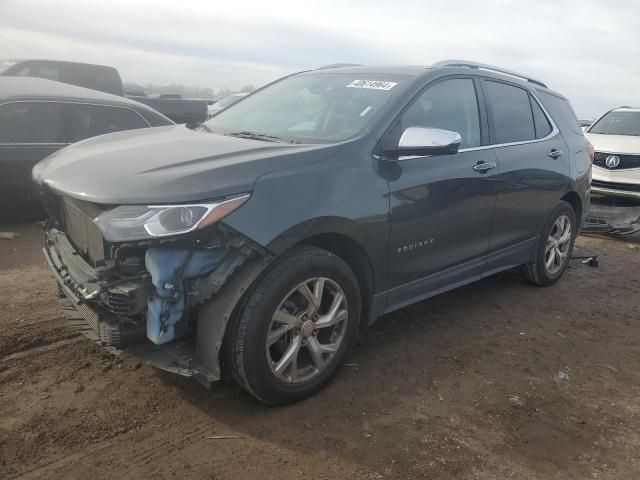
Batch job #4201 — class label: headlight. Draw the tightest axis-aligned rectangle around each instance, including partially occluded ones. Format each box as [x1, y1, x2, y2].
[94, 194, 250, 242]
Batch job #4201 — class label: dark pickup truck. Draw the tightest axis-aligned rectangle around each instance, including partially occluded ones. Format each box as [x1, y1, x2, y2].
[132, 95, 207, 125]
[1, 59, 208, 125]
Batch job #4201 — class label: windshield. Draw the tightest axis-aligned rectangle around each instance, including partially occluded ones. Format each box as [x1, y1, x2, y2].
[215, 94, 244, 108]
[0, 60, 18, 74]
[205, 72, 410, 143]
[589, 111, 640, 136]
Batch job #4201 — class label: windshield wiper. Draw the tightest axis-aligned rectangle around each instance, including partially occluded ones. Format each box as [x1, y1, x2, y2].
[225, 131, 282, 143]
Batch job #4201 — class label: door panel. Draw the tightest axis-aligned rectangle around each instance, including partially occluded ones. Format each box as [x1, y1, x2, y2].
[490, 136, 569, 252]
[387, 150, 499, 288]
[482, 80, 570, 255]
[385, 77, 498, 292]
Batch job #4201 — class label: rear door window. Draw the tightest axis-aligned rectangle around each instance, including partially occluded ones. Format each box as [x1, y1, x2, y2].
[67, 104, 148, 142]
[0, 102, 65, 143]
[485, 81, 535, 144]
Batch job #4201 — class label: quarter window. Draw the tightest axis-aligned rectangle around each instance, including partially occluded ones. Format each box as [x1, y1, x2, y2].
[67, 104, 148, 142]
[486, 81, 535, 144]
[0, 102, 65, 143]
[530, 96, 552, 138]
[399, 78, 481, 149]
[538, 92, 582, 135]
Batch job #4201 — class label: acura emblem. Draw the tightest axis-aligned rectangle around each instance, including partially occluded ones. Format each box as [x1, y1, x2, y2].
[605, 155, 621, 168]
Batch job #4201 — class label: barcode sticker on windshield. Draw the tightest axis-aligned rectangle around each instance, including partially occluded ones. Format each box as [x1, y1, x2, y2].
[347, 80, 397, 91]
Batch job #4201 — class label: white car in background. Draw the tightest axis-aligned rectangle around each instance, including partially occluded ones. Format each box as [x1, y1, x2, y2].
[585, 106, 640, 234]
[207, 92, 249, 118]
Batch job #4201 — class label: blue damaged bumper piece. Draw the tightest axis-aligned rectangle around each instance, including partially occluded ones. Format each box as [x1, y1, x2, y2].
[145, 247, 225, 344]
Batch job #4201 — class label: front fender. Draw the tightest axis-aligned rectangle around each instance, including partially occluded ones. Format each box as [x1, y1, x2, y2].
[222, 154, 390, 293]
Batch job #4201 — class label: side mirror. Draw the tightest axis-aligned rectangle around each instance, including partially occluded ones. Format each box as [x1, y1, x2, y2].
[384, 127, 462, 159]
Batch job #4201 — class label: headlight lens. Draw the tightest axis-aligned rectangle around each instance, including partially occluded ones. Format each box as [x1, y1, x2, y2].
[94, 194, 250, 242]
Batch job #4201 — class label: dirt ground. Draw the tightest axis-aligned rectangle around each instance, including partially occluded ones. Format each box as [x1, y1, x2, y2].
[1, 224, 639, 480]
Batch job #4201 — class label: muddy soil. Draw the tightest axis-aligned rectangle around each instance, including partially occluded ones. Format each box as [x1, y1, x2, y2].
[1, 224, 639, 479]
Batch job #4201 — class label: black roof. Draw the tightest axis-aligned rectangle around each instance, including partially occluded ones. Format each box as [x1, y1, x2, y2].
[0, 76, 152, 110]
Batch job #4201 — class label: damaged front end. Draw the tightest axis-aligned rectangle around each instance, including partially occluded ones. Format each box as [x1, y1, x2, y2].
[43, 193, 270, 385]
[584, 193, 640, 235]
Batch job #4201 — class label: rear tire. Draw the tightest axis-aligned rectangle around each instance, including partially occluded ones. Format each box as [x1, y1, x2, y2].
[524, 201, 576, 286]
[225, 246, 361, 404]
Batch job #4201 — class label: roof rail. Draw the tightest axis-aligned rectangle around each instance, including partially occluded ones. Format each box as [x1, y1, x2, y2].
[316, 63, 361, 70]
[432, 60, 548, 88]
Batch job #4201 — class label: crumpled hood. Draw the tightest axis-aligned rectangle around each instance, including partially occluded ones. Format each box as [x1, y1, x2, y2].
[33, 125, 336, 204]
[586, 133, 640, 155]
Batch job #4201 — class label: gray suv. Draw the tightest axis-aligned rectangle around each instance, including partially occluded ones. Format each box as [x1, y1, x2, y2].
[35, 61, 591, 404]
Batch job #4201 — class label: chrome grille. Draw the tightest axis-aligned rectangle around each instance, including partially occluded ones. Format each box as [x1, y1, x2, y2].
[61, 196, 106, 264]
[593, 152, 640, 170]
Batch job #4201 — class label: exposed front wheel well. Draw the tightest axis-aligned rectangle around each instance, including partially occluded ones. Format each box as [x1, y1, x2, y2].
[297, 233, 374, 326]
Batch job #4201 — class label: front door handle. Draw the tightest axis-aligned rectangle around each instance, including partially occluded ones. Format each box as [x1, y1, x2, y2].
[548, 149, 564, 159]
[473, 161, 497, 173]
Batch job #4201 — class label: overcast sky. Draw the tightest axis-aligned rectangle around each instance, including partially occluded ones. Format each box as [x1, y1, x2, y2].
[1, 0, 639, 117]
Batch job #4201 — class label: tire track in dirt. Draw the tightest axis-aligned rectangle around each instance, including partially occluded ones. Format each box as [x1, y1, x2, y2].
[2, 336, 83, 363]
[11, 419, 215, 479]
[8, 438, 117, 480]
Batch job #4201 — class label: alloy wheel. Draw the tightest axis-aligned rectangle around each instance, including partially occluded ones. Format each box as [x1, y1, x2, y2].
[266, 277, 348, 384]
[545, 214, 572, 275]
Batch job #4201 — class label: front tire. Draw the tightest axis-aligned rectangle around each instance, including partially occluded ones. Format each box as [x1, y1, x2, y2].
[225, 246, 361, 404]
[524, 201, 577, 286]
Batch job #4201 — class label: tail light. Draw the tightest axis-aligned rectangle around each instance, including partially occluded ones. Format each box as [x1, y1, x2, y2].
[587, 140, 595, 162]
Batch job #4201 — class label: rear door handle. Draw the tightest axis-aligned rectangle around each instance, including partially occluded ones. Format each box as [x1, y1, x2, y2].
[548, 149, 564, 159]
[473, 161, 497, 173]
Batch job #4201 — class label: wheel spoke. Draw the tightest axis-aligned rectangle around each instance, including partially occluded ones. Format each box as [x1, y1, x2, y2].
[559, 216, 567, 232]
[273, 309, 302, 329]
[306, 336, 339, 370]
[315, 291, 346, 329]
[554, 248, 562, 267]
[545, 248, 555, 269]
[306, 336, 326, 370]
[545, 236, 555, 254]
[267, 325, 291, 346]
[273, 335, 302, 377]
[298, 281, 321, 315]
[312, 278, 325, 307]
[289, 355, 298, 382]
[558, 225, 571, 244]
